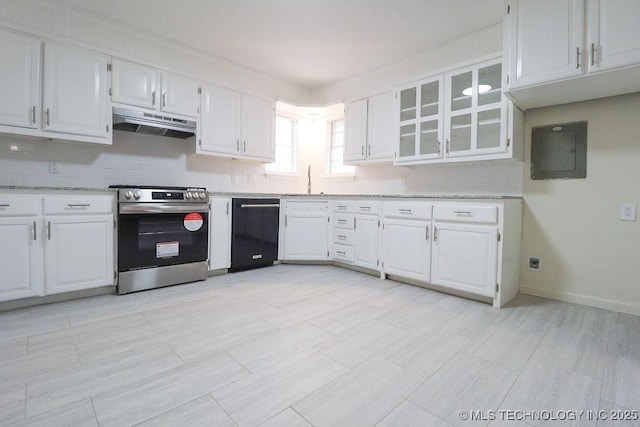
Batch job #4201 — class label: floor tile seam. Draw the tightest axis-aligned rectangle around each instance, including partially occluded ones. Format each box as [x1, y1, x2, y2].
[290, 406, 315, 427]
[309, 346, 355, 371]
[126, 392, 219, 426]
[208, 393, 239, 426]
[232, 342, 337, 375]
[599, 398, 637, 412]
[373, 399, 450, 427]
[218, 349, 254, 377]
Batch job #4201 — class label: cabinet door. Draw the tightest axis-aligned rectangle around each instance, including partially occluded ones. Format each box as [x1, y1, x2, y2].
[0, 30, 40, 129]
[43, 43, 108, 138]
[382, 218, 430, 282]
[283, 215, 328, 260]
[111, 60, 158, 110]
[507, 0, 585, 89]
[0, 217, 41, 301]
[199, 84, 241, 156]
[397, 76, 444, 163]
[241, 94, 275, 160]
[44, 214, 114, 294]
[445, 60, 507, 158]
[160, 72, 199, 117]
[588, 0, 640, 72]
[431, 223, 498, 298]
[354, 215, 379, 270]
[367, 92, 395, 161]
[344, 98, 368, 162]
[209, 198, 231, 270]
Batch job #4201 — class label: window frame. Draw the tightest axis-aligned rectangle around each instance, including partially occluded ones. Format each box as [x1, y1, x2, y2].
[326, 115, 356, 178]
[265, 113, 298, 176]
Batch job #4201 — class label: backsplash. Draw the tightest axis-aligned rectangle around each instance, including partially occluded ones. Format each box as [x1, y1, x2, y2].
[0, 130, 523, 196]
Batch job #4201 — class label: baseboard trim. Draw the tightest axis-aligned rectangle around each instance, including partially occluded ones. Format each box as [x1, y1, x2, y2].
[519, 285, 640, 316]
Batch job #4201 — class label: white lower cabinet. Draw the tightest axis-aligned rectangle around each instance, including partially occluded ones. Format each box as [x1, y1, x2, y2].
[282, 200, 329, 261]
[44, 214, 114, 294]
[431, 223, 498, 298]
[354, 202, 380, 270]
[381, 202, 432, 282]
[0, 216, 41, 302]
[209, 198, 231, 270]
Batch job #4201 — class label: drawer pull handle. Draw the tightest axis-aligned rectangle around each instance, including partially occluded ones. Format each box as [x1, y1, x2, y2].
[337, 205, 347, 209]
[0, 204, 10, 207]
[399, 209, 412, 214]
[337, 235, 346, 239]
[360, 206, 371, 211]
[67, 204, 91, 208]
[336, 251, 346, 256]
[454, 210, 472, 215]
[338, 219, 346, 223]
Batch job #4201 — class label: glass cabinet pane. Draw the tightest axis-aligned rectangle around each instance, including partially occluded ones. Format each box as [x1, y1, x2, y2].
[450, 71, 472, 111]
[478, 63, 502, 106]
[477, 109, 502, 149]
[420, 120, 439, 155]
[399, 124, 416, 157]
[449, 114, 471, 152]
[420, 81, 439, 117]
[400, 87, 417, 121]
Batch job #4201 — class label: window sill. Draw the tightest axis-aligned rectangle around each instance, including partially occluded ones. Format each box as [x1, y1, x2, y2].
[264, 172, 298, 181]
[324, 174, 356, 182]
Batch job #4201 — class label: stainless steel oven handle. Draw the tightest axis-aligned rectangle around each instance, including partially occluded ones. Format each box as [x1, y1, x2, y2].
[239, 204, 280, 208]
[119, 203, 209, 214]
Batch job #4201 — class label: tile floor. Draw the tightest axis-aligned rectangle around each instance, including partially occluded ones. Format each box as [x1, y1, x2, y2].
[0, 264, 639, 426]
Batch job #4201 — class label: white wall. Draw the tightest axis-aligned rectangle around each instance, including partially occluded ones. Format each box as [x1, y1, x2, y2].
[520, 92, 640, 315]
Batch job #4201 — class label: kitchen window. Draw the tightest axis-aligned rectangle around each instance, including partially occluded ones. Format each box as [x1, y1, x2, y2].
[265, 115, 297, 175]
[327, 118, 355, 175]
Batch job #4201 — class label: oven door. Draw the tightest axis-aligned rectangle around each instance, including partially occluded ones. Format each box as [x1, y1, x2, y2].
[118, 203, 209, 272]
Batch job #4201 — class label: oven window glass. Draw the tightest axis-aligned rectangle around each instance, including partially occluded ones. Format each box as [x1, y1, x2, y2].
[118, 212, 208, 271]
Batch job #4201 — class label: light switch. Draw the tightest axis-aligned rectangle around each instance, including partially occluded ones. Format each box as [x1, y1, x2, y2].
[619, 203, 637, 221]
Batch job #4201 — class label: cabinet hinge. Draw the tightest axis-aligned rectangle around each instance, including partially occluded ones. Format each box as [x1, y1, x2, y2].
[496, 283, 500, 292]
[108, 88, 112, 96]
[107, 63, 112, 72]
[497, 232, 501, 242]
[197, 87, 202, 94]
[507, 4, 510, 14]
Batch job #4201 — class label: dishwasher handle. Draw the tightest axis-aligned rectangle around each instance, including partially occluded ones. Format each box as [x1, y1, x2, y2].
[239, 203, 280, 208]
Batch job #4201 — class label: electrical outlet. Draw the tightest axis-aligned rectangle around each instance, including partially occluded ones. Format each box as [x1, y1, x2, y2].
[49, 161, 59, 174]
[619, 203, 637, 221]
[528, 256, 542, 271]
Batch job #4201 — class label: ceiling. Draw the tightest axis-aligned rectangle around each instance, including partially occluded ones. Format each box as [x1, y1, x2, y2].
[43, 0, 504, 90]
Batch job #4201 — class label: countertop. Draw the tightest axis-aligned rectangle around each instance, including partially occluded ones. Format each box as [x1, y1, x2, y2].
[0, 186, 522, 199]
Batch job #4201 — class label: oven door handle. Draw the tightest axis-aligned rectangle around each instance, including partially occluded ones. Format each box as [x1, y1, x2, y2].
[119, 203, 209, 214]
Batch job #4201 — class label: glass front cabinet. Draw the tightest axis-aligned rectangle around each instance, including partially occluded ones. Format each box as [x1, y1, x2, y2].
[396, 57, 518, 165]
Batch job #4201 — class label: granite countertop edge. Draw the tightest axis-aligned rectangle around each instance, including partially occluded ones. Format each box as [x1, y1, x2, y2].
[0, 186, 522, 199]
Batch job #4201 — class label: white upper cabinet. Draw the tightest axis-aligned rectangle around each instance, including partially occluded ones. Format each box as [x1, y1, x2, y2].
[588, 0, 640, 72]
[445, 59, 508, 158]
[506, 0, 584, 89]
[111, 60, 199, 118]
[111, 60, 158, 109]
[197, 84, 241, 156]
[505, 0, 640, 108]
[0, 29, 40, 129]
[43, 43, 109, 139]
[344, 92, 395, 164]
[193, 86, 274, 162]
[242, 94, 275, 160]
[397, 76, 444, 163]
[161, 72, 200, 118]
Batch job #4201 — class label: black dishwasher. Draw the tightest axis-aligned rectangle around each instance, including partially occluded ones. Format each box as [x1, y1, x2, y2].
[230, 198, 280, 272]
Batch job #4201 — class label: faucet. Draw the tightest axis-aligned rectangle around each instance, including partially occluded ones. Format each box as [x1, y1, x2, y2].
[307, 165, 311, 194]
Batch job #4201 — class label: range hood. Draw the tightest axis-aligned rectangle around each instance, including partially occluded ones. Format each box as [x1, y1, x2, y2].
[112, 107, 196, 139]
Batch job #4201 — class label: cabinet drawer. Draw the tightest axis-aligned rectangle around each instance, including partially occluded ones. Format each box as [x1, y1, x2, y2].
[332, 244, 354, 263]
[333, 201, 354, 213]
[334, 213, 355, 230]
[383, 202, 432, 220]
[354, 201, 379, 215]
[43, 196, 114, 215]
[0, 196, 39, 216]
[433, 205, 498, 224]
[284, 201, 328, 214]
[333, 229, 354, 245]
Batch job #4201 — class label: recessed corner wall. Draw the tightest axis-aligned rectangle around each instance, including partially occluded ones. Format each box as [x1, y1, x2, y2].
[520, 92, 640, 315]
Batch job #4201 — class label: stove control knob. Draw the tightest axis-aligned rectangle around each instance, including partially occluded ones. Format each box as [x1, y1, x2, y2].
[124, 190, 133, 200]
[185, 192, 192, 199]
[133, 191, 142, 200]
[199, 192, 206, 199]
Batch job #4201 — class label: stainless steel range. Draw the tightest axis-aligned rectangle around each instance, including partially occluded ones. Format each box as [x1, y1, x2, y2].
[110, 185, 209, 294]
